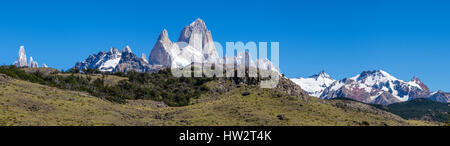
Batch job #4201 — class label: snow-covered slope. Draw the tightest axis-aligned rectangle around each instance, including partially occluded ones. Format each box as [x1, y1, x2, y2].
[320, 78, 400, 105]
[429, 91, 450, 103]
[292, 70, 443, 105]
[221, 51, 280, 73]
[290, 71, 335, 97]
[350, 70, 430, 102]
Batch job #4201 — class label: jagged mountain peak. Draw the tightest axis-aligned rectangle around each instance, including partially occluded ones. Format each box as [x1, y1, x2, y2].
[122, 45, 132, 53]
[293, 69, 442, 105]
[109, 47, 120, 54]
[158, 29, 171, 42]
[149, 29, 174, 66]
[141, 53, 148, 63]
[13, 46, 28, 67]
[309, 70, 332, 80]
[75, 46, 159, 73]
[28, 56, 39, 68]
[409, 76, 430, 92]
[411, 76, 421, 82]
[410, 76, 423, 85]
[189, 18, 207, 30]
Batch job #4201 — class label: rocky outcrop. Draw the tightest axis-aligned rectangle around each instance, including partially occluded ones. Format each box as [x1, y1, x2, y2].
[276, 77, 309, 100]
[213, 71, 308, 100]
[149, 29, 173, 66]
[0, 73, 11, 83]
[75, 49, 115, 72]
[407, 76, 431, 99]
[429, 91, 450, 103]
[177, 18, 218, 62]
[13, 46, 28, 67]
[29, 57, 39, 68]
[141, 53, 148, 63]
[114, 47, 157, 73]
[12, 46, 42, 68]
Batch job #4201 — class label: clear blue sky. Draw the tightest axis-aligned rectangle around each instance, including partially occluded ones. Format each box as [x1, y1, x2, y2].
[1, 0, 449, 91]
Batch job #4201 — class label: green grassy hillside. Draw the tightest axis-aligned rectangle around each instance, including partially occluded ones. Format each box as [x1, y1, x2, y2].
[0, 73, 435, 126]
[373, 98, 449, 123]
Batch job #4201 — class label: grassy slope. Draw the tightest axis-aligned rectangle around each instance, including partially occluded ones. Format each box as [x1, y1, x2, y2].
[373, 99, 449, 123]
[0, 75, 435, 126]
[0, 78, 152, 126]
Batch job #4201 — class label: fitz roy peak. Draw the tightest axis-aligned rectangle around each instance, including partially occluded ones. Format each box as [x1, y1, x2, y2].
[178, 18, 219, 62]
[291, 70, 448, 105]
[149, 18, 219, 68]
[148, 18, 279, 72]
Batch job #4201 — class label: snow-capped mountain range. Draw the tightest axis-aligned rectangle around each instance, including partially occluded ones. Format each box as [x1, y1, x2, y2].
[74, 46, 160, 73]
[74, 18, 278, 73]
[290, 70, 449, 105]
[75, 47, 123, 72]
